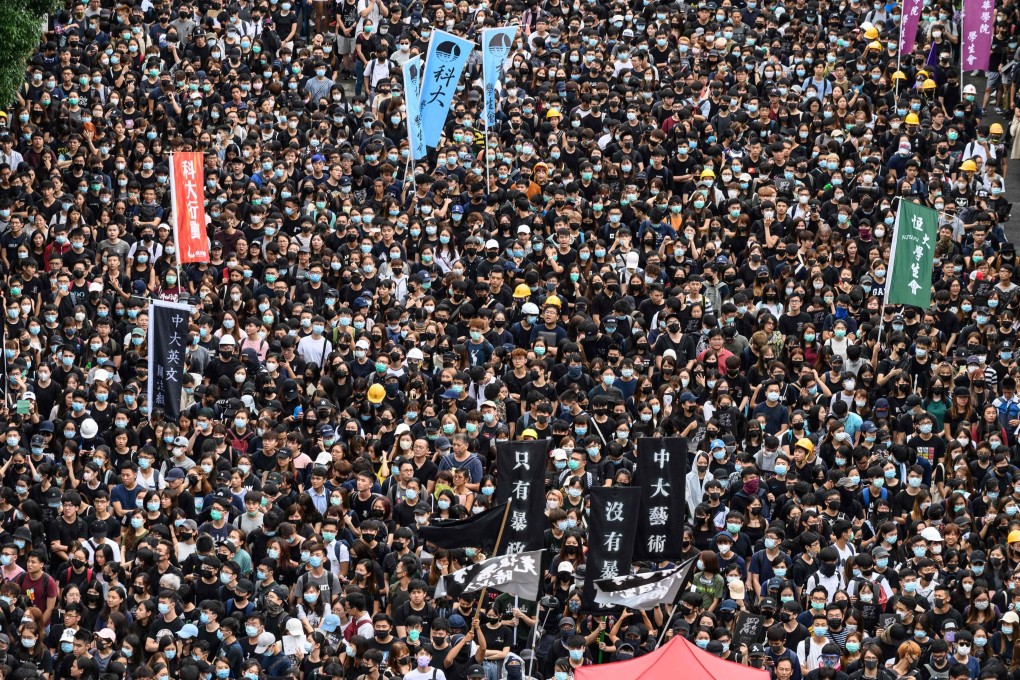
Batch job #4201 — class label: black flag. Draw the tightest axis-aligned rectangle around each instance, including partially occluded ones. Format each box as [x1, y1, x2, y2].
[146, 300, 192, 422]
[634, 437, 689, 561]
[418, 503, 509, 553]
[594, 559, 695, 610]
[435, 550, 545, 601]
[495, 440, 548, 554]
[582, 486, 642, 613]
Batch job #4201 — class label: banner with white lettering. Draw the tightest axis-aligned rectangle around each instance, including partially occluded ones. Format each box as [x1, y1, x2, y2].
[593, 559, 694, 610]
[169, 152, 209, 263]
[634, 437, 689, 561]
[147, 300, 192, 422]
[495, 440, 549, 554]
[962, 0, 994, 71]
[582, 486, 641, 613]
[435, 550, 544, 601]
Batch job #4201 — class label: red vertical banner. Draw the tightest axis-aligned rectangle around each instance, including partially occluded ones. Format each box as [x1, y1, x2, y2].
[170, 152, 210, 263]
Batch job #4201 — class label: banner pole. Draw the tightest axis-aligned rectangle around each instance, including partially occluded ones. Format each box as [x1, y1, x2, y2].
[2, 324, 7, 409]
[528, 599, 557, 679]
[492, 500, 513, 556]
[959, 3, 964, 98]
[484, 122, 491, 193]
[527, 611, 541, 677]
[896, 1, 903, 101]
[879, 197, 895, 337]
[655, 604, 677, 648]
[474, 502, 514, 613]
[877, 299, 888, 345]
[886, 198, 903, 311]
[404, 155, 414, 188]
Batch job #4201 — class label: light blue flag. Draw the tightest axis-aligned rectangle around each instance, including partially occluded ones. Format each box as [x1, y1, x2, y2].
[481, 26, 518, 129]
[402, 56, 426, 163]
[420, 30, 475, 149]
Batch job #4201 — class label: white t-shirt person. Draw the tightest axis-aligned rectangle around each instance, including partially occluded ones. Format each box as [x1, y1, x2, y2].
[404, 652, 448, 680]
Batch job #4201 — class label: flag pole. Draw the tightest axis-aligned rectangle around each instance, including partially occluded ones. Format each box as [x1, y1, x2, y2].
[896, 0, 903, 101]
[475, 502, 514, 612]
[2, 324, 8, 410]
[491, 500, 513, 557]
[959, 3, 965, 99]
[167, 151, 184, 300]
[655, 604, 678, 648]
[404, 155, 414, 189]
[879, 197, 904, 347]
[484, 121, 491, 193]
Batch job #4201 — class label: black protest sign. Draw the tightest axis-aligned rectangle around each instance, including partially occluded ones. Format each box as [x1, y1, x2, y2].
[147, 300, 191, 422]
[582, 486, 642, 613]
[735, 612, 765, 645]
[495, 440, 549, 554]
[634, 437, 689, 560]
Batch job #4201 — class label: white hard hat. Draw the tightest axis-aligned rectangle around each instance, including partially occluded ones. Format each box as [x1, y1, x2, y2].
[80, 418, 98, 439]
[522, 302, 540, 315]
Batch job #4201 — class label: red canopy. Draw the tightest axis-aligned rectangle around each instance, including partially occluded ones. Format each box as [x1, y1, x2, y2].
[576, 635, 771, 680]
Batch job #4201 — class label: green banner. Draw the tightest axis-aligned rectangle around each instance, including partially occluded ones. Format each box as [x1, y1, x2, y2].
[886, 200, 938, 308]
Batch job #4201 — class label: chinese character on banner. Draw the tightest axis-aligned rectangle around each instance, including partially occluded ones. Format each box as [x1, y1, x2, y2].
[147, 299, 194, 422]
[170, 153, 210, 263]
[581, 486, 641, 613]
[634, 438, 689, 561]
[962, 0, 994, 70]
[495, 441, 548, 554]
[419, 31, 475, 148]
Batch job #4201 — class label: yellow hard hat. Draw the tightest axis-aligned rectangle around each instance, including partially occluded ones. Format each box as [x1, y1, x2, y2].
[892, 71, 907, 81]
[545, 108, 562, 119]
[905, 113, 920, 125]
[960, 159, 978, 172]
[1009, 529, 1020, 544]
[864, 27, 879, 39]
[521, 428, 538, 440]
[513, 283, 531, 299]
[922, 79, 937, 90]
[916, 69, 930, 79]
[701, 168, 716, 178]
[867, 40, 882, 51]
[991, 122, 1004, 135]
[545, 294, 562, 308]
[368, 383, 386, 404]
[796, 438, 815, 455]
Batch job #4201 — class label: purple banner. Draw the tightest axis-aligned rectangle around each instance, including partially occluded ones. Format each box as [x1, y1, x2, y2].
[899, 0, 923, 55]
[962, 0, 994, 71]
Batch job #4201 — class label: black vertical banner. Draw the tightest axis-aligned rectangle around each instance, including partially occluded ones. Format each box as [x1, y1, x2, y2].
[495, 440, 549, 554]
[582, 486, 641, 613]
[634, 437, 689, 561]
[147, 300, 192, 422]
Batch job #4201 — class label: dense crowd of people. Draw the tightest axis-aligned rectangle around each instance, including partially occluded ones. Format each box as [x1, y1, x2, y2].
[2, 1, 1020, 680]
